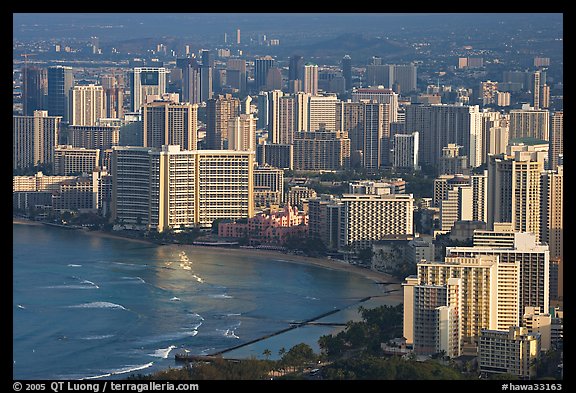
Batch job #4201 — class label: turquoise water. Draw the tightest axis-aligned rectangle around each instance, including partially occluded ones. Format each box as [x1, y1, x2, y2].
[13, 223, 395, 380]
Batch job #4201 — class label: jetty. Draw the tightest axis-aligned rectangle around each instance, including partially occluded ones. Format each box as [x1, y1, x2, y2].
[175, 296, 375, 362]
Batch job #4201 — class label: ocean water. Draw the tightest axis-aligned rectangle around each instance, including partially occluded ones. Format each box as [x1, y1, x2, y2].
[13, 223, 395, 380]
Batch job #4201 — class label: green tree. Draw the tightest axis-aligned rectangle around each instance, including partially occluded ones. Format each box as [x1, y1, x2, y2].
[262, 349, 272, 360]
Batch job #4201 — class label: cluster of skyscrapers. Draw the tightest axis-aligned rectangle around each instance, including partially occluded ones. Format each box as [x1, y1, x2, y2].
[13, 40, 562, 380]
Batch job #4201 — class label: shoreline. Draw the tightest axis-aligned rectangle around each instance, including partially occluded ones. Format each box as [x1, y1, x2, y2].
[13, 217, 404, 299]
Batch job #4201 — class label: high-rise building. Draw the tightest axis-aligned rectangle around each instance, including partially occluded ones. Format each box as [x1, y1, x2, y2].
[293, 130, 350, 171]
[236, 29, 241, 45]
[53, 145, 100, 175]
[392, 63, 418, 94]
[478, 327, 540, 379]
[362, 102, 391, 169]
[479, 81, 499, 106]
[253, 165, 284, 208]
[482, 110, 509, 165]
[308, 95, 338, 132]
[256, 143, 293, 170]
[22, 65, 47, 116]
[405, 104, 483, 168]
[549, 111, 563, 170]
[540, 166, 563, 261]
[533, 71, 541, 110]
[471, 170, 488, 224]
[338, 193, 414, 251]
[288, 55, 304, 92]
[142, 100, 198, 151]
[226, 58, 247, 95]
[69, 84, 105, 126]
[308, 194, 341, 249]
[266, 90, 284, 144]
[256, 92, 269, 130]
[129, 67, 168, 112]
[13, 110, 61, 170]
[508, 108, 549, 141]
[181, 59, 202, 104]
[439, 144, 469, 175]
[111, 146, 155, 227]
[200, 65, 213, 102]
[336, 101, 364, 156]
[303, 64, 318, 95]
[254, 56, 275, 92]
[196, 150, 254, 227]
[205, 94, 241, 149]
[47, 66, 74, 123]
[228, 114, 256, 152]
[351, 87, 399, 122]
[487, 148, 544, 232]
[342, 55, 352, 92]
[278, 95, 296, 145]
[201, 49, 214, 69]
[392, 132, 419, 170]
[448, 227, 549, 320]
[540, 84, 550, 109]
[265, 67, 283, 91]
[67, 125, 120, 151]
[406, 254, 521, 354]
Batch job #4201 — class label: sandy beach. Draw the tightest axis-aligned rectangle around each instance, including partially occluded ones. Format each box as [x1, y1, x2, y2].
[13, 217, 404, 302]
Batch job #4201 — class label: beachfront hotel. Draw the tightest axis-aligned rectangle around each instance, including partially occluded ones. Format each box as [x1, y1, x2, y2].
[447, 225, 550, 321]
[338, 193, 414, 252]
[403, 254, 520, 357]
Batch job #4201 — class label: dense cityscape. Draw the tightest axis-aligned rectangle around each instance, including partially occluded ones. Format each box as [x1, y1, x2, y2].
[13, 13, 563, 381]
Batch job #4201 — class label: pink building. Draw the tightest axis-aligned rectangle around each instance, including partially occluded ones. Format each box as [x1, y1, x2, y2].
[219, 205, 308, 245]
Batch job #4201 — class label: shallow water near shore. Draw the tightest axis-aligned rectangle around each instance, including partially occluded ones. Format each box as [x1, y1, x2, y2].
[13, 223, 398, 380]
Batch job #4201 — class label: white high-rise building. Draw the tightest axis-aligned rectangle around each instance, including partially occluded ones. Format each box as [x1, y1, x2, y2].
[228, 114, 257, 152]
[448, 227, 549, 320]
[129, 67, 168, 112]
[303, 64, 318, 95]
[308, 95, 338, 132]
[69, 84, 105, 126]
[487, 148, 544, 233]
[338, 193, 414, 251]
[393, 132, 419, 170]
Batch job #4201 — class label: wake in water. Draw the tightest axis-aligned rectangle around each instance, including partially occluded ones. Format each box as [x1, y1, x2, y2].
[120, 276, 146, 284]
[68, 302, 127, 310]
[44, 277, 99, 290]
[80, 334, 115, 340]
[81, 362, 154, 380]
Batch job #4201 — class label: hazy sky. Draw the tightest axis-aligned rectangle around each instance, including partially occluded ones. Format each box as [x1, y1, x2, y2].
[13, 13, 562, 42]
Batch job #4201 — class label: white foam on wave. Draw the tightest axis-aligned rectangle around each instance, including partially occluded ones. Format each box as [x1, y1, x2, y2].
[121, 276, 146, 284]
[45, 278, 99, 290]
[80, 334, 115, 340]
[170, 297, 180, 301]
[221, 329, 240, 339]
[150, 345, 177, 359]
[192, 274, 204, 283]
[305, 296, 319, 301]
[67, 264, 82, 267]
[226, 313, 241, 317]
[210, 294, 233, 299]
[68, 302, 127, 310]
[17, 304, 26, 309]
[81, 362, 154, 380]
[191, 322, 203, 330]
[190, 312, 205, 321]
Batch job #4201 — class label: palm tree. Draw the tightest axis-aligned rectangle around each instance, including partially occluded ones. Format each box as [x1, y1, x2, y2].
[262, 348, 272, 360]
